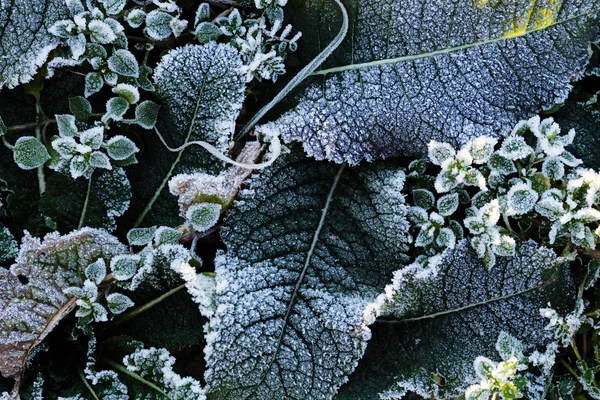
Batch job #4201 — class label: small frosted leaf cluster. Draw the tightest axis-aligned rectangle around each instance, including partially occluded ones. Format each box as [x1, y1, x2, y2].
[464, 200, 516, 269]
[48, 0, 160, 97]
[540, 300, 587, 348]
[64, 259, 134, 325]
[123, 345, 206, 400]
[428, 136, 496, 193]
[543, 168, 600, 248]
[48, 114, 139, 179]
[421, 117, 600, 267]
[465, 332, 528, 400]
[198, 5, 301, 82]
[123, 226, 188, 291]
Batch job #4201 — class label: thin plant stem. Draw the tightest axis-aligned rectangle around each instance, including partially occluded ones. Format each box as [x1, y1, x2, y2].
[113, 283, 186, 326]
[78, 368, 100, 400]
[35, 99, 47, 194]
[560, 359, 578, 379]
[79, 174, 94, 229]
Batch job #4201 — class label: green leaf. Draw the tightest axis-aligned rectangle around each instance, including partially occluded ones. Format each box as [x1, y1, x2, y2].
[267, 0, 600, 164]
[107, 49, 139, 77]
[106, 135, 139, 160]
[41, 168, 132, 232]
[134, 100, 161, 129]
[0, 229, 126, 382]
[85, 72, 104, 98]
[69, 96, 92, 121]
[186, 202, 221, 232]
[88, 20, 117, 44]
[127, 227, 157, 246]
[126, 9, 146, 28]
[205, 148, 411, 399]
[437, 192, 459, 216]
[145, 10, 174, 41]
[106, 292, 134, 314]
[101, 0, 126, 15]
[13, 136, 50, 170]
[110, 254, 140, 281]
[0, 0, 68, 89]
[339, 240, 576, 398]
[195, 22, 222, 44]
[104, 96, 130, 122]
[412, 189, 434, 210]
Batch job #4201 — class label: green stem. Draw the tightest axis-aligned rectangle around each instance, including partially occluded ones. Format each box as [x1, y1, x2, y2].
[5, 119, 56, 133]
[79, 174, 93, 229]
[113, 283, 186, 326]
[559, 359, 578, 379]
[102, 358, 170, 399]
[78, 369, 100, 400]
[35, 101, 46, 195]
[1, 135, 14, 150]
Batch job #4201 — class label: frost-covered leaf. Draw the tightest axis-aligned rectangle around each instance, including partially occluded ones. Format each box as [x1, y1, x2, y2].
[104, 97, 130, 122]
[133, 100, 160, 129]
[112, 83, 140, 104]
[195, 3, 211, 27]
[153, 43, 245, 147]
[195, 22, 222, 44]
[88, 20, 117, 44]
[205, 148, 411, 399]
[340, 240, 576, 398]
[0, 0, 68, 89]
[106, 135, 138, 160]
[85, 259, 107, 285]
[127, 227, 157, 246]
[186, 202, 221, 232]
[124, 346, 206, 399]
[107, 49, 139, 77]
[68, 96, 92, 121]
[145, 10, 174, 41]
[265, 0, 599, 164]
[110, 254, 140, 281]
[412, 189, 434, 210]
[127, 43, 245, 227]
[41, 168, 131, 232]
[437, 192, 459, 216]
[0, 228, 126, 383]
[84, 72, 104, 98]
[101, 0, 126, 15]
[106, 293, 134, 315]
[126, 9, 146, 28]
[12, 137, 50, 170]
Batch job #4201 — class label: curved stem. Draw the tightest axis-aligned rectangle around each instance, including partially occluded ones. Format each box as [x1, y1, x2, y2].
[235, 0, 349, 140]
[79, 174, 93, 229]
